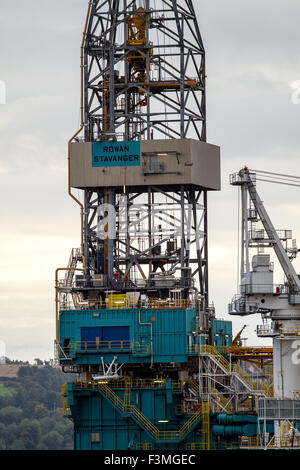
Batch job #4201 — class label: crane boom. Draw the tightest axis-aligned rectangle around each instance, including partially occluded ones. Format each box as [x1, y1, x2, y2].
[232, 167, 300, 294]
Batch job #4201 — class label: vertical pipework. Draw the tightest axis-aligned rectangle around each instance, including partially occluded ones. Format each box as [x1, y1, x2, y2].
[203, 191, 209, 308]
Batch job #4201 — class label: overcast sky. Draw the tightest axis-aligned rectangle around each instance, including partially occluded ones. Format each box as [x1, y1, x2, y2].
[1, 0, 300, 362]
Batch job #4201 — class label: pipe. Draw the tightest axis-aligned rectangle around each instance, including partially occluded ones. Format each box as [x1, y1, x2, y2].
[217, 414, 257, 425]
[67, 0, 93, 269]
[138, 309, 153, 368]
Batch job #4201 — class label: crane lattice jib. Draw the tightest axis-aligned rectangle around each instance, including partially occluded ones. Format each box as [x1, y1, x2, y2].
[233, 168, 300, 294]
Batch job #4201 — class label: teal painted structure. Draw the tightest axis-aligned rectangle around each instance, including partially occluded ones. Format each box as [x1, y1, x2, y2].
[65, 382, 204, 450]
[64, 375, 268, 450]
[212, 414, 274, 438]
[59, 308, 199, 365]
[212, 319, 232, 348]
[59, 307, 264, 451]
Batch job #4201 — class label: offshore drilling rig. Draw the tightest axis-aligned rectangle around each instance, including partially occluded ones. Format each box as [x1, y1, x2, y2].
[56, 0, 300, 451]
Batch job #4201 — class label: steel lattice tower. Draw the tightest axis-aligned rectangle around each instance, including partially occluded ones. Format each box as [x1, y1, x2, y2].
[70, 0, 216, 307]
[84, 0, 206, 142]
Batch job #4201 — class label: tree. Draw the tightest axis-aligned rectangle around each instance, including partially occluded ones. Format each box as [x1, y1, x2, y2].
[40, 430, 64, 450]
[19, 419, 41, 450]
[0, 364, 74, 450]
[34, 358, 43, 365]
[39, 416, 57, 435]
[0, 438, 6, 450]
[9, 439, 26, 450]
[4, 424, 19, 447]
[34, 404, 48, 419]
[0, 423, 6, 440]
[0, 406, 23, 425]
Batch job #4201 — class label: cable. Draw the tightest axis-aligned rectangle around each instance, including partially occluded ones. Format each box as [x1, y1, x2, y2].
[255, 173, 300, 183]
[250, 169, 300, 180]
[256, 178, 300, 188]
[247, 168, 300, 188]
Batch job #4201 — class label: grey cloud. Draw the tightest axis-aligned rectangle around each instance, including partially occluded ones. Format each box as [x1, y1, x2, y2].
[1, 0, 300, 359]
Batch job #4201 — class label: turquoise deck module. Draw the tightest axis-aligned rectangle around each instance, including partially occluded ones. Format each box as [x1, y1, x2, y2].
[59, 308, 199, 365]
[59, 307, 237, 450]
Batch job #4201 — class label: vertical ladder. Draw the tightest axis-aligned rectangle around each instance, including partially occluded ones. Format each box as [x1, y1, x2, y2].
[201, 402, 210, 450]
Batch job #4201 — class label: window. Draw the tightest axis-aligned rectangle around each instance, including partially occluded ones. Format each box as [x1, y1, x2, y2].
[91, 432, 100, 443]
[80, 326, 130, 350]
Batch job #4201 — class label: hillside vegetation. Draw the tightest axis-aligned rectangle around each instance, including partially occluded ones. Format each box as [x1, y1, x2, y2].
[0, 361, 74, 450]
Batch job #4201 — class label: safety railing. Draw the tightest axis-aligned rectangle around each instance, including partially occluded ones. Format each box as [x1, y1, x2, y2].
[257, 324, 300, 337]
[80, 340, 131, 350]
[239, 436, 300, 449]
[74, 378, 168, 391]
[59, 298, 196, 311]
[62, 383, 72, 417]
[211, 388, 233, 412]
[97, 383, 205, 442]
[132, 341, 151, 356]
[172, 381, 185, 393]
[135, 443, 153, 450]
[212, 442, 240, 450]
[187, 379, 200, 395]
[201, 402, 210, 450]
[185, 442, 205, 450]
[174, 404, 197, 415]
[241, 284, 288, 295]
[186, 441, 240, 450]
[280, 326, 300, 336]
[198, 345, 231, 373]
[58, 340, 150, 358]
[125, 403, 160, 440]
[196, 345, 273, 397]
[232, 363, 273, 397]
[187, 344, 231, 356]
[180, 409, 203, 439]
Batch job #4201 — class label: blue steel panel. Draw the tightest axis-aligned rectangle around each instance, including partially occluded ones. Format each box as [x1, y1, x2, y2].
[59, 308, 199, 365]
[81, 327, 102, 348]
[102, 326, 130, 342]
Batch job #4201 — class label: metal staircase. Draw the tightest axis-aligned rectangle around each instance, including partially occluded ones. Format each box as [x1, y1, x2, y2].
[201, 402, 210, 450]
[199, 346, 273, 397]
[65, 248, 81, 288]
[97, 383, 204, 443]
[211, 387, 234, 412]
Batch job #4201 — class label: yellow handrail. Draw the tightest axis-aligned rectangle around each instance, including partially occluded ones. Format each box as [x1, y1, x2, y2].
[211, 387, 233, 412]
[98, 383, 206, 441]
[58, 340, 150, 358]
[62, 383, 72, 417]
[74, 378, 168, 390]
[201, 402, 210, 450]
[58, 298, 196, 311]
[198, 345, 273, 397]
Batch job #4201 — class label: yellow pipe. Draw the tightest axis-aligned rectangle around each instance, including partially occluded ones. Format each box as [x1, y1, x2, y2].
[67, 0, 93, 268]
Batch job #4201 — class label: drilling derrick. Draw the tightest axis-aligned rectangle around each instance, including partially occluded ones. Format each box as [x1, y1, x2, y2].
[57, 0, 222, 451]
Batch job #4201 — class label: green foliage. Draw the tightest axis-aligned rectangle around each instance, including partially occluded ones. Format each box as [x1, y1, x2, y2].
[0, 406, 23, 425]
[0, 363, 74, 450]
[0, 383, 13, 398]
